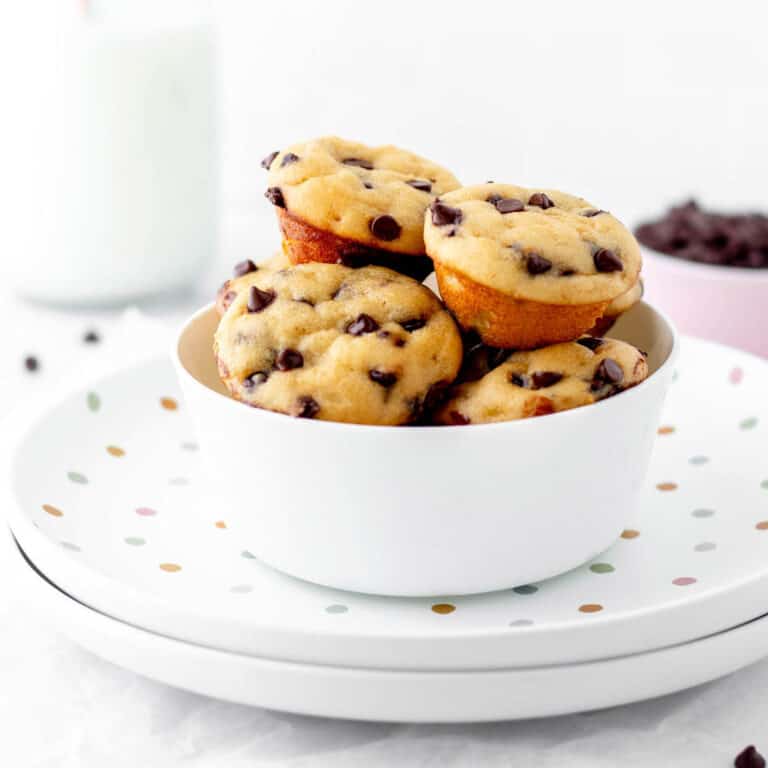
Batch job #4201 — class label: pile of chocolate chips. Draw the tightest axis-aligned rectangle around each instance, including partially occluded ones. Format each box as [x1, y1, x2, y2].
[635, 200, 768, 268]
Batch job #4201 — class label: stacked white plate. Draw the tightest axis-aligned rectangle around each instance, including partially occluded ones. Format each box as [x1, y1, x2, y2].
[4, 335, 768, 723]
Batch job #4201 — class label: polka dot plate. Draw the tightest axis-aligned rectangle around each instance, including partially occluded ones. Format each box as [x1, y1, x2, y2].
[4, 336, 768, 671]
[12, 536, 768, 722]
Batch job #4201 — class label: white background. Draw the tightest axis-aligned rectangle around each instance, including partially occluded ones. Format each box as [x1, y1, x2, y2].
[216, 0, 768, 273]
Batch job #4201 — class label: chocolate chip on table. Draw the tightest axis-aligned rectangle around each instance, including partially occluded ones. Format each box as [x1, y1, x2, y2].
[430, 201, 463, 227]
[449, 411, 470, 425]
[233, 259, 258, 277]
[593, 248, 623, 272]
[23, 355, 39, 373]
[242, 371, 268, 389]
[264, 187, 286, 208]
[526, 253, 553, 275]
[280, 152, 300, 167]
[735, 746, 766, 768]
[83, 329, 100, 344]
[576, 337, 604, 351]
[531, 371, 564, 389]
[294, 395, 320, 419]
[275, 349, 304, 371]
[400, 318, 426, 332]
[509, 373, 529, 388]
[406, 179, 432, 192]
[369, 369, 398, 388]
[592, 358, 624, 390]
[342, 157, 374, 170]
[369, 215, 401, 241]
[346, 313, 380, 336]
[583, 209, 606, 217]
[528, 192, 555, 210]
[260, 151, 278, 170]
[495, 198, 525, 214]
[247, 286, 276, 313]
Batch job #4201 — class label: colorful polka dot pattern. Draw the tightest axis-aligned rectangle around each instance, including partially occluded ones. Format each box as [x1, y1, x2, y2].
[25, 344, 768, 640]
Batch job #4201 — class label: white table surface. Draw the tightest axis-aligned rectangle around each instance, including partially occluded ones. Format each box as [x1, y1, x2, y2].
[1, 287, 765, 768]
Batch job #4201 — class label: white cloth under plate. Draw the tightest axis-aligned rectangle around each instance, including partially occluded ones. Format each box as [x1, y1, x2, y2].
[0, 289, 766, 767]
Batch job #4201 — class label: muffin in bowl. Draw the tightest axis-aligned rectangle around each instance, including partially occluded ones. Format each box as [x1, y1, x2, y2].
[263, 136, 460, 281]
[425, 183, 642, 349]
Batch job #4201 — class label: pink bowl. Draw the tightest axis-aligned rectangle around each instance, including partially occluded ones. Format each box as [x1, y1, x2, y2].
[641, 245, 768, 358]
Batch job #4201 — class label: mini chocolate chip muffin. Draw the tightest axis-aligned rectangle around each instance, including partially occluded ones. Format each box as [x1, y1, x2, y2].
[214, 263, 463, 425]
[424, 184, 642, 349]
[588, 278, 644, 336]
[262, 137, 460, 281]
[215, 251, 290, 317]
[434, 337, 648, 425]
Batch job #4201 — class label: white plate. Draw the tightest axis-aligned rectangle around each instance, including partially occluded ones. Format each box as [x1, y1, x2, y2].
[4, 337, 768, 670]
[14, 536, 768, 723]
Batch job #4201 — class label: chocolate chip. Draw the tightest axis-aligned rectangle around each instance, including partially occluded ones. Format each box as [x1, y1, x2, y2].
[346, 313, 379, 336]
[486, 194, 503, 205]
[495, 198, 525, 214]
[592, 358, 624, 390]
[294, 395, 320, 419]
[233, 259, 258, 277]
[576, 337, 604, 351]
[394, 338, 406, 347]
[242, 371, 268, 389]
[736, 746, 767, 768]
[430, 201, 463, 227]
[449, 411, 470, 425]
[559, 268, 576, 276]
[363, 181, 374, 189]
[342, 157, 374, 170]
[369, 369, 397, 387]
[424, 380, 450, 411]
[280, 152, 299, 167]
[264, 187, 285, 208]
[83, 330, 100, 344]
[247, 286, 276, 313]
[509, 373, 529, 388]
[369, 215, 401, 241]
[593, 248, 623, 272]
[222, 290, 237, 309]
[526, 254, 553, 275]
[406, 179, 432, 192]
[531, 371, 564, 389]
[400, 318, 426, 332]
[528, 192, 555, 209]
[261, 151, 278, 170]
[583, 209, 605, 217]
[23, 355, 39, 373]
[275, 349, 304, 371]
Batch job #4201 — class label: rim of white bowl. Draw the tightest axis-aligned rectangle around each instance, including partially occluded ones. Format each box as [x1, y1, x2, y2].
[640, 242, 768, 281]
[173, 301, 680, 432]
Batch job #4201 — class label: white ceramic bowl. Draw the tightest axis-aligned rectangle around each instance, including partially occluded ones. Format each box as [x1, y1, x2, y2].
[174, 302, 678, 597]
[641, 245, 768, 358]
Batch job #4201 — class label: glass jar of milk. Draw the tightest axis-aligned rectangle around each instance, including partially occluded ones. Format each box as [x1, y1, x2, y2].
[0, 2, 216, 306]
